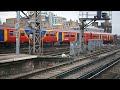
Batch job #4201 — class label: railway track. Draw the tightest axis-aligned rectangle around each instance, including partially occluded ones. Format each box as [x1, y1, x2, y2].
[0, 45, 70, 55]
[2, 45, 120, 79]
[78, 57, 120, 79]
[91, 53, 120, 79]
[48, 49, 120, 79]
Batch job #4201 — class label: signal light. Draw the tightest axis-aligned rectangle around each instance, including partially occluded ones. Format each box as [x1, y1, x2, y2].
[102, 13, 107, 19]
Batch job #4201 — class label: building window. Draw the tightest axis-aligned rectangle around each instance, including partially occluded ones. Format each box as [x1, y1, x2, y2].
[74, 28, 76, 30]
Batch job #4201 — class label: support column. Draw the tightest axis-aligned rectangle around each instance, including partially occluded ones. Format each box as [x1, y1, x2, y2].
[16, 11, 20, 55]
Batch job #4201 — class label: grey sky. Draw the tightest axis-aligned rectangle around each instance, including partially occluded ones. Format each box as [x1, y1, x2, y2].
[0, 11, 120, 35]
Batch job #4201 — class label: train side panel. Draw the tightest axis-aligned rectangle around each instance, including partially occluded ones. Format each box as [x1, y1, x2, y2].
[43, 29, 58, 43]
[4, 28, 29, 43]
[20, 29, 29, 43]
[77, 33, 80, 41]
[62, 32, 76, 43]
[6, 28, 16, 42]
[69, 32, 76, 41]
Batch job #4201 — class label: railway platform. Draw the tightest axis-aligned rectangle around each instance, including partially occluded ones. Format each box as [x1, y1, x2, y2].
[0, 53, 72, 64]
[0, 53, 73, 78]
[0, 54, 37, 63]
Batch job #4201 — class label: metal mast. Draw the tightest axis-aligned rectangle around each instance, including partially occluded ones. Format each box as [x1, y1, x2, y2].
[79, 11, 111, 53]
[104, 11, 112, 33]
[28, 11, 43, 55]
[19, 11, 45, 55]
[16, 11, 20, 55]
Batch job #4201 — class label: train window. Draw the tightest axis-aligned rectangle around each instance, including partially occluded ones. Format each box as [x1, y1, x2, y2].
[71, 34, 75, 37]
[46, 34, 49, 36]
[102, 36, 107, 38]
[0, 29, 4, 34]
[50, 32, 56, 36]
[65, 34, 69, 37]
[9, 31, 15, 36]
[0, 29, 3, 31]
[21, 32, 25, 36]
[46, 32, 49, 36]
[93, 35, 99, 39]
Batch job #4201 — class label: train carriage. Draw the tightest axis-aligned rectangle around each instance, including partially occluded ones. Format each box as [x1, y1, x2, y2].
[0, 28, 31, 47]
[0, 27, 115, 48]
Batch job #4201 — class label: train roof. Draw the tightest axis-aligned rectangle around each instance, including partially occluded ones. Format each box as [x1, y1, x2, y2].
[0, 27, 26, 30]
[85, 31, 113, 35]
[45, 29, 113, 35]
[46, 29, 80, 33]
[0, 27, 114, 35]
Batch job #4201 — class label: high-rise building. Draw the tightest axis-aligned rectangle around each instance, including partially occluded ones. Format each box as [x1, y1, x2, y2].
[48, 12, 67, 26]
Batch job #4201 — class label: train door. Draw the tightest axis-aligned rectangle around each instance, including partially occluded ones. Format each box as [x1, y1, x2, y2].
[90, 33, 92, 39]
[100, 34, 102, 40]
[20, 29, 26, 43]
[98, 34, 100, 39]
[107, 34, 108, 41]
[59, 32, 62, 42]
[77, 33, 79, 41]
[0, 29, 4, 42]
[108, 34, 110, 41]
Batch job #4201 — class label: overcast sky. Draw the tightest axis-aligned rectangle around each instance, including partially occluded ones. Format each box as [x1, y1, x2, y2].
[0, 11, 120, 35]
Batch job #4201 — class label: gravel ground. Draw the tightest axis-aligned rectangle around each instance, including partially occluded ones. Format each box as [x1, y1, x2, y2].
[28, 50, 118, 79]
[28, 58, 93, 79]
[63, 52, 120, 79]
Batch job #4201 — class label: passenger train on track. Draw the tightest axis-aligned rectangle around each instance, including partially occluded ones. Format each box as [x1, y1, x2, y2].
[0, 26, 115, 47]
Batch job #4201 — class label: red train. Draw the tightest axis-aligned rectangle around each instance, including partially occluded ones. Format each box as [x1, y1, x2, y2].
[0, 27, 30, 47]
[0, 27, 115, 47]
